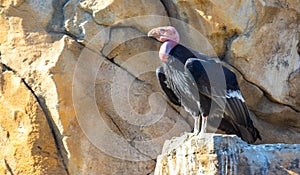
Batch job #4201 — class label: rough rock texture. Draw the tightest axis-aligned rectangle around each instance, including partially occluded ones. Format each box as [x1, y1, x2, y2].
[0, 68, 67, 174]
[0, 0, 299, 174]
[155, 133, 300, 175]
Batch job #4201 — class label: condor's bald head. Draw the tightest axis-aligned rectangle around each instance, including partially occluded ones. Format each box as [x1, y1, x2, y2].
[148, 26, 180, 43]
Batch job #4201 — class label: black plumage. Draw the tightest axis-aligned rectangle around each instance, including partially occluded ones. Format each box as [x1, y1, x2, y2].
[156, 44, 261, 143]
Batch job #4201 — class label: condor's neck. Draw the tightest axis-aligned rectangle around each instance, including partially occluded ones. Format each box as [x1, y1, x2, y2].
[159, 40, 178, 62]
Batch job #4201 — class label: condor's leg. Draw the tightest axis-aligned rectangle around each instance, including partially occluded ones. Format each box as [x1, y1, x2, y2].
[193, 116, 201, 134]
[200, 115, 207, 134]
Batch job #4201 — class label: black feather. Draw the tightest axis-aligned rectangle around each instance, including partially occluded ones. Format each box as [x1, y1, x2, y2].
[156, 66, 181, 106]
[157, 44, 261, 143]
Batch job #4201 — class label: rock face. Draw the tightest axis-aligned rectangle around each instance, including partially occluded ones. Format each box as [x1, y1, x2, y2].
[155, 133, 300, 175]
[0, 0, 299, 174]
[0, 68, 67, 174]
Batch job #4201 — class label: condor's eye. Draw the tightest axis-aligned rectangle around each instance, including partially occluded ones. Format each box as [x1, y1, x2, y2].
[160, 29, 169, 35]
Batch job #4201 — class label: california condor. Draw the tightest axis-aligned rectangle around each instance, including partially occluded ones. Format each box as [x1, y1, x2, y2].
[148, 26, 261, 143]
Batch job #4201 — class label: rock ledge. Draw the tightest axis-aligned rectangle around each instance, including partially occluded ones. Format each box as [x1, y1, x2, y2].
[155, 133, 300, 175]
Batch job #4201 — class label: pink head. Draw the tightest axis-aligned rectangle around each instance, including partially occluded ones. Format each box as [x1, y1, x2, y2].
[147, 26, 180, 43]
[148, 26, 180, 62]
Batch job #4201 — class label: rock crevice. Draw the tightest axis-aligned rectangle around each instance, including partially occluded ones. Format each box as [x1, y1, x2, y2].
[0, 63, 70, 175]
[0, 0, 299, 174]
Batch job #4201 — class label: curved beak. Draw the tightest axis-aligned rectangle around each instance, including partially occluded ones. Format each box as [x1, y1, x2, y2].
[147, 28, 160, 39]
[147, 26, 179, 43]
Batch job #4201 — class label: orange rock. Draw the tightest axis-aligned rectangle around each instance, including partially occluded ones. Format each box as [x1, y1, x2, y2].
[0, 70, 67, 175]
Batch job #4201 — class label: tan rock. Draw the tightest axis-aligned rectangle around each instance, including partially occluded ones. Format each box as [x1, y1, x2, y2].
[1, 1, 190, 172]
[0, 0, 300, 174]
[230, 8, 300, 110]
[288, 69, 300, 108]
[64, 0, 170, 43]
[258, 0, 300, 13]
[66, 37, 192, 174]
[63, 0, 105, 43]
[0, 6, 181, 172]
[0, 70, 67, 175]
[0, 14, 9, 45]
[161, 0, 257, 56]
[0, 0, 25, 7]
[0, 0, 52, 29]
[252, 113, 300, 144]
[101, 26, 161, 67]
[80, 0, 168, 28]
[155, 133, 300, 175]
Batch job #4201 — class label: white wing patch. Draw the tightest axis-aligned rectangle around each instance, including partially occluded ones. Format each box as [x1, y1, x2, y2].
[225, 90, 245, 102]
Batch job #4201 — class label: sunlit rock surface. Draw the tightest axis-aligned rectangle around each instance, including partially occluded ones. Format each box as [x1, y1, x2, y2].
[0, 0, 299, 174]
[155, 133, 300, 175]
[0, 68, 67, 175]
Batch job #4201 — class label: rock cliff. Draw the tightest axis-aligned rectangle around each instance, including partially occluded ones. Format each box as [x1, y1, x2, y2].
[0, 0, 299, 174]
